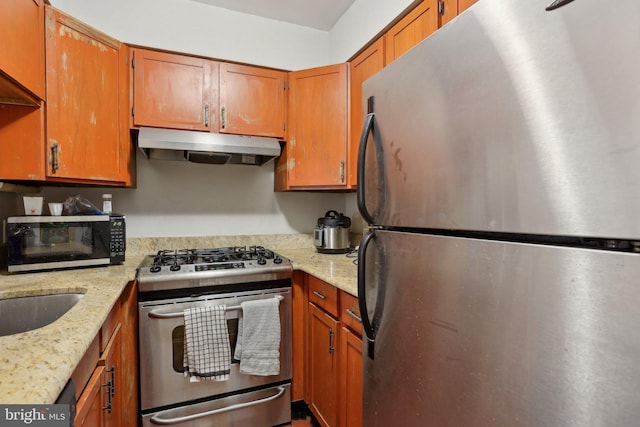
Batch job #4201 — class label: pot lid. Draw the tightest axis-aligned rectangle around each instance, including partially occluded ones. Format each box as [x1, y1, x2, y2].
[317, 210, 351, 227]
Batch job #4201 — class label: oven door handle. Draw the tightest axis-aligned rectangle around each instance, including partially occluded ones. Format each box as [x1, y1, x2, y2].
[147, 295, 284, 319]
[148, 386, 287, 425]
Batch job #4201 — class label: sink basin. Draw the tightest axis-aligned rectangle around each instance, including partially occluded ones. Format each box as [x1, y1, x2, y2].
[0, 293, 85, 337]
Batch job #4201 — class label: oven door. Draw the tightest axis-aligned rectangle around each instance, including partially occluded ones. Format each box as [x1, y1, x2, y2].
[138, 287, 292, 411]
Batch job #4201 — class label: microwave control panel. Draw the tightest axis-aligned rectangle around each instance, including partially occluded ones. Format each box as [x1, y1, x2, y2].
[109, 214, 126, 262]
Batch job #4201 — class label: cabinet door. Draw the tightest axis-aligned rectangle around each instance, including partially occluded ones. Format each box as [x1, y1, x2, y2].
[219, 63, 286, 137]
[348, 38, 385, 188]
[75, 365, 106, 427]
[339, 326, 363, 427]
[308, 303, 339, 427]
[132, 49, 215, 131]
[45, 7, 130, 184]
[385, 0, 439, 64]
[99, 324, 123, 427]
[0, 104, 45, 180]
[439, 0, 459, 27]
[286, 63, 348, 189]
[458, 0, 478, 13]
[0, 0, 45, 104]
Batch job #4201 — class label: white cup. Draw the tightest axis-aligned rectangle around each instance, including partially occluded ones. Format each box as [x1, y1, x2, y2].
[48, 202, 63, 216]
[23, 196, 43, 215]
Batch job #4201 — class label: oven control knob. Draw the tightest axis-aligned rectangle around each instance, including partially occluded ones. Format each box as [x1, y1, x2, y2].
[170, 263, 181, 272]
[274, 256, 283, 264]
[257, 256, 267, 265]
[150, 264, 161, 273]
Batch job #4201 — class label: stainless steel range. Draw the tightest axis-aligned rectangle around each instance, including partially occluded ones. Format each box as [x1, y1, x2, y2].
[137, 246, 293, 427]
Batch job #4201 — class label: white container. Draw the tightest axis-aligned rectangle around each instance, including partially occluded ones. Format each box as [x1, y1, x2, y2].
[23, 196, 43, 215]
[102, 193, 112, 214]
[48, 202, 63, 216]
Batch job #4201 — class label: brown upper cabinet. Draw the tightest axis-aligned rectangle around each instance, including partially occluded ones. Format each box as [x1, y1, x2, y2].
[219, 63, 286, 138]
[385, 0, 439, 64]
[347, 0, 477, 189]
[348, 38, 385, 189]
[132, 49, 217, 131]
[459, 0, 479, 14]
[0, 0, 45, 105]
[439, 0, 459, 27]
[131, 48, 287, 138]
[45, 7, 132, 185]
[275, 63, 349, 190]
[440, 0, 480, 26]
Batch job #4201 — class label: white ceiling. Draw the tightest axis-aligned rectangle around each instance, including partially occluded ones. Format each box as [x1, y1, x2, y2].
[188, 0, 357, 31]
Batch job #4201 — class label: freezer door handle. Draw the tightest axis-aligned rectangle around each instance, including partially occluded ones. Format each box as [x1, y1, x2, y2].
[358, 229, 377, 359]
[357, 110, 375, 225]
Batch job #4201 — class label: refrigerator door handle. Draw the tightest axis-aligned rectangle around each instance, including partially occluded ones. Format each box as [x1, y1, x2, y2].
[357, 111, 375, 225]
[358, 229, 377, 359]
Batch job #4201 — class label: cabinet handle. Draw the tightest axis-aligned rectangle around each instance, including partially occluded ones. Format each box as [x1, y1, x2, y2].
[204, 104, 209, 127]
[221, 106, 227, 130]
[51, 143, 59, 173]
[313, 290, 326, 300]
[345, 308, 362, 323]
[340, 161, 345, 183]
[438, 0, 445, 16]
[329, 328, 335, 354]
[109, 365, 116, 398]
[101, 365, 115, 413]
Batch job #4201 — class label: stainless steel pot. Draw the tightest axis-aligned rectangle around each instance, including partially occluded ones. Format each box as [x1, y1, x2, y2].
[314, 210, 351, 254]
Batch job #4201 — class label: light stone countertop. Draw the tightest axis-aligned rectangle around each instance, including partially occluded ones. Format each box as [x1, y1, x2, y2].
[0, 236, 358, 404]
[0, 257, 142, 404]
[275, 247, 358, 296]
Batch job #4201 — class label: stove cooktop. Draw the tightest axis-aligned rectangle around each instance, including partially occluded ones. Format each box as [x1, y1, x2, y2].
[136, 246, 293, 293]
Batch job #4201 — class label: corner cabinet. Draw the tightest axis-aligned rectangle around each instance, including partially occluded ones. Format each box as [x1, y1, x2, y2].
[275, 63, 349, 191]
[45, 7, 132, 185]
[0, 0, 45, 105]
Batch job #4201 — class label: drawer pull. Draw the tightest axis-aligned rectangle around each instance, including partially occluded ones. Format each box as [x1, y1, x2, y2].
[313, 291, 326, 300]
[345, 308, 362, 323]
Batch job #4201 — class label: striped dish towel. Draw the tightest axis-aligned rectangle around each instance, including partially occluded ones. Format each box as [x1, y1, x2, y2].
[183, 305, 231, 382]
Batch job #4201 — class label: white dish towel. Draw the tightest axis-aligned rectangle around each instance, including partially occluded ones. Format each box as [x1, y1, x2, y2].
[183, 305, 231, 382]
[234, 298, 281, 376]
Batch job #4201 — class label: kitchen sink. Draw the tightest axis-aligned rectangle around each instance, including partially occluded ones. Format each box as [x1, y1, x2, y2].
[0, 292, 85, 337]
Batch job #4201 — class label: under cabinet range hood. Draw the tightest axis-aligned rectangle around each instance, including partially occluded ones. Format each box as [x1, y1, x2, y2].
[136, 127, 282, 166]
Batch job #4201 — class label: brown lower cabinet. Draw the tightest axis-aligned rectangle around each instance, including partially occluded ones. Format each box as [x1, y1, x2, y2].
[297, 273, 363, 427]
[73, 281, 138, 427]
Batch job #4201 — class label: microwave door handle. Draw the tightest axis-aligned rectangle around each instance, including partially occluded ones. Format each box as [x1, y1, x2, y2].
[149, 386, 286, 425]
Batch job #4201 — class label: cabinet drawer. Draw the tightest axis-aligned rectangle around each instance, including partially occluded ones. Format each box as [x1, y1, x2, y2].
[339, 291, 362, 336]
[307, 275, 338, 318]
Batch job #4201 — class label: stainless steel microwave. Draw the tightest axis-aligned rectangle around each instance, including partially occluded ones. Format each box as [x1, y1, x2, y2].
[5, 214, 125, 273]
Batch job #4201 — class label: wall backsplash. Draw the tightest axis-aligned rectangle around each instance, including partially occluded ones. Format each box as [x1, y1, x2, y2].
[38, 155, 349, 238]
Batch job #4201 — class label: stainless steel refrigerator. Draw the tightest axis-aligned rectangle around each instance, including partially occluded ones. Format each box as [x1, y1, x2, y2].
[356, 0, 640, 425]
